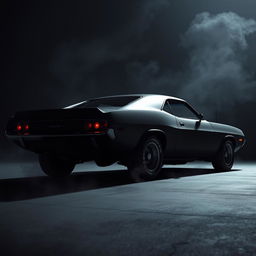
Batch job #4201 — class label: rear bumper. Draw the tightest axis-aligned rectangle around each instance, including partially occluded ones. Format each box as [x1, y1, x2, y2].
[6, 129, 117, 159]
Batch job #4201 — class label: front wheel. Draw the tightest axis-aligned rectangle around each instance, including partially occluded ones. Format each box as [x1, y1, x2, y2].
[127, 136, 163, 182]
[212, 140, 234, 171]
[38, 154, 75, 178]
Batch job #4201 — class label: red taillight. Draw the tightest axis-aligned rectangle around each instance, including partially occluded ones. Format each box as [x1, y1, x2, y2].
[84, 120, 108, 133]
[17, 124, 22, 131]
[94, 122, 100, 129]
[16, 123, 29, 133]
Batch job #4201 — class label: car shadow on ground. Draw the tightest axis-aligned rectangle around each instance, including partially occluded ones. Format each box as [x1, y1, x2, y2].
[0, 167, 241, 202]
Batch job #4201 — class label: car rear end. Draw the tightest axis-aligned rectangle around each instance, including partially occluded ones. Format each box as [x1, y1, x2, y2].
[5, 107, 114, 162]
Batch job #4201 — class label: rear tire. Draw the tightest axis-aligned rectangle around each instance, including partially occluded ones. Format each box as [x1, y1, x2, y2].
[38, 154, 75, 178]
[127, 136, 163, 182]
[212, 140, 234, 171]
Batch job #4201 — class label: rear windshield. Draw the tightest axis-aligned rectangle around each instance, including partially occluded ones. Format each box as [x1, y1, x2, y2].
[73, 96, 140, 108]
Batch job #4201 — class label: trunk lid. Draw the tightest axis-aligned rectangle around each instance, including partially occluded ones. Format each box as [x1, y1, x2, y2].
[6, 108, 108, 136]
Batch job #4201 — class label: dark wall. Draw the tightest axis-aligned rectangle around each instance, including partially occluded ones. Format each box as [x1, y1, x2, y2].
[1, 0, 256, 161]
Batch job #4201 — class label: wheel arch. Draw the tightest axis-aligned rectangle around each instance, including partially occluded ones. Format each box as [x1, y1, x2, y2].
[138, 129, 167, 151]
[223, 135, 236, 147]
[215, 135, 236, 154]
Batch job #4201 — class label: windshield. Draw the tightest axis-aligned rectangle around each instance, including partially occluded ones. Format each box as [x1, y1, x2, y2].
[71, 96, 140, 108]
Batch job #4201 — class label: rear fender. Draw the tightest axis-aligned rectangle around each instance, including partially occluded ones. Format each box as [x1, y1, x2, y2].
[137, 129, 167, 151]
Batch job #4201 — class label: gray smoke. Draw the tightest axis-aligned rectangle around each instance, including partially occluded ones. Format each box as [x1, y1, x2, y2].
[180, 12, 256, 116]
[51, 8, 256, 118]
[125, 11, 256, 119]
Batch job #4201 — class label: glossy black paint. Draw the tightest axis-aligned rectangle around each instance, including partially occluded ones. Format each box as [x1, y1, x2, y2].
[6, 95, 245, 166]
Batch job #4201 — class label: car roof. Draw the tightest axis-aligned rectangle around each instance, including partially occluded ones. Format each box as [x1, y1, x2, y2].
[89, 94, 183, 101]
[65, 94, 185, 110]
[87, 94, 185, 110]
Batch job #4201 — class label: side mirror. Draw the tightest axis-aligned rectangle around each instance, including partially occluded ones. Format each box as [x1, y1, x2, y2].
[198, 113, 204, 120]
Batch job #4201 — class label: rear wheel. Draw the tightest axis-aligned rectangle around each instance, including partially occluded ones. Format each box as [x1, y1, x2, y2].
[38, 154, 75, 178]
[127, 136, 163, 182]
[212, 140, 234, 171]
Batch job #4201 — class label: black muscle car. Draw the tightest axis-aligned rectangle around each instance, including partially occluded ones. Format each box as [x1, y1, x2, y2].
[6, 94, 245, 181]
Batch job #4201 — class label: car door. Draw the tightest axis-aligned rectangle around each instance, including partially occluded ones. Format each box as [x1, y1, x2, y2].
[166, 99, 213, 158]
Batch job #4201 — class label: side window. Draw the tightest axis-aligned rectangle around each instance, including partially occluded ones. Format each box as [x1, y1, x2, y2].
[163, 100, 172, 114]
[169, 100, 199, 119]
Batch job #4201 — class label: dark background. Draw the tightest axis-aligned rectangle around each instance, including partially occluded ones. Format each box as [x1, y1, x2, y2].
[1, 0, 256, 161]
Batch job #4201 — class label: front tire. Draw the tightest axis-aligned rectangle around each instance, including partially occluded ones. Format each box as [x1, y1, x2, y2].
[212, 140, 234, 171]
[38, 154, 75, 178]
[127, 136, 163, 182]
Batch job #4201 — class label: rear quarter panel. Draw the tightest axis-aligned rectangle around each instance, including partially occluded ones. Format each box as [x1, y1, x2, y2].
[109, 108, 178, 155]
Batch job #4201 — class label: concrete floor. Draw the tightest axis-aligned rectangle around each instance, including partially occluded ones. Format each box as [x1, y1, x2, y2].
[0, 161, 256, 256]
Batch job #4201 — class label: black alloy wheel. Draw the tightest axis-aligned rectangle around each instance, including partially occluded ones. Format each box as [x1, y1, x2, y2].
[212, 140, 234, 171]
[38, 154, 75, 178]
[127, 136, 163, 182]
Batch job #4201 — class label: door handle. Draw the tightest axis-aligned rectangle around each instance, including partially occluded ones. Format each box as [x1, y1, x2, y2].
[179, 122, 185, 126]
